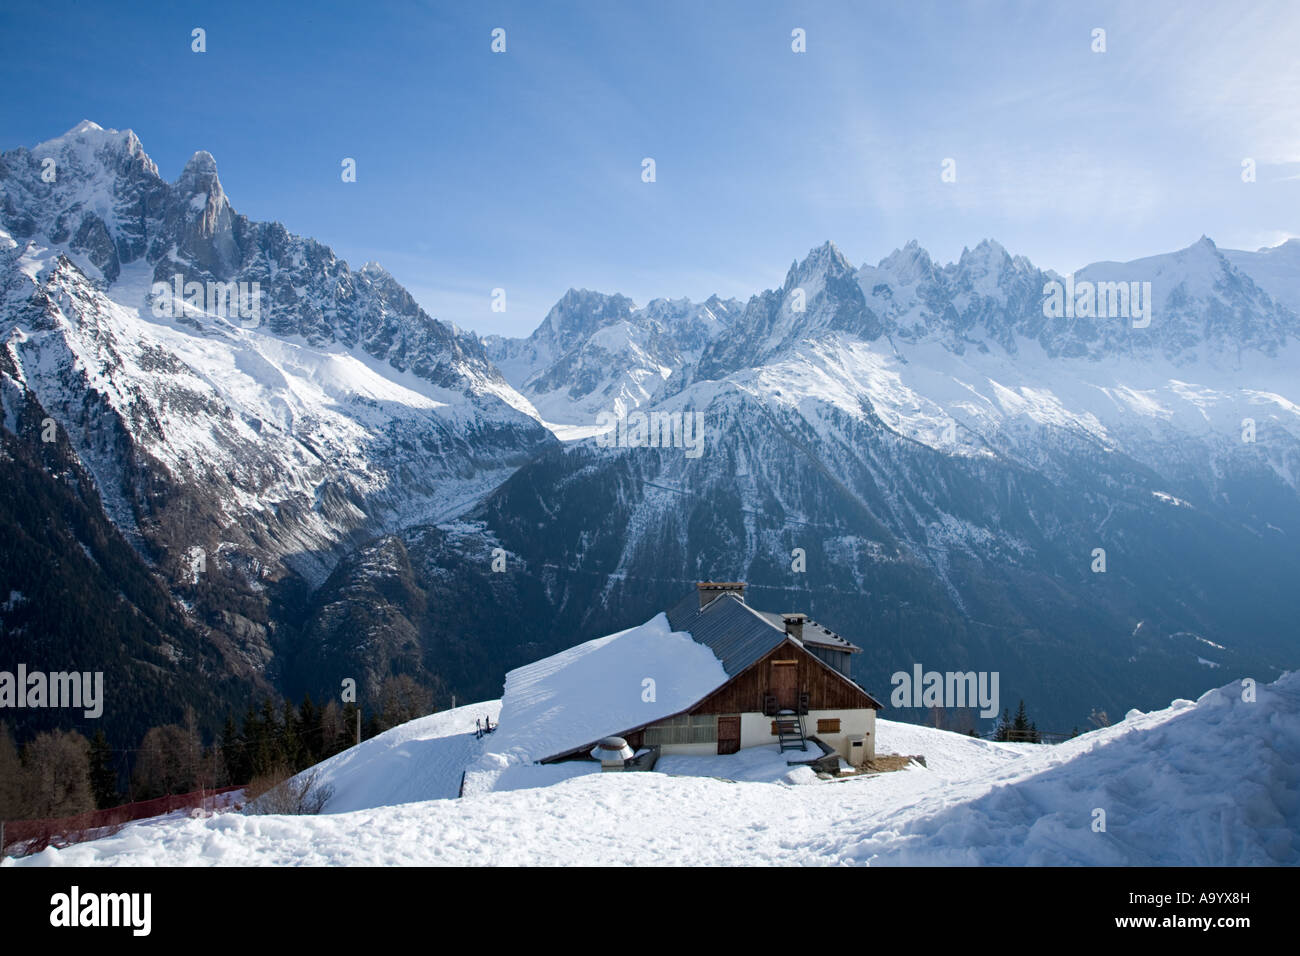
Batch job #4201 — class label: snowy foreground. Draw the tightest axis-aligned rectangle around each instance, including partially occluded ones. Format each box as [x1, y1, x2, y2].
[8, 674, 1298, 866]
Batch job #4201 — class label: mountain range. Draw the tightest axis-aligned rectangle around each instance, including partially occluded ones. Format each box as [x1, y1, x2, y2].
[3, 121, 1298, 740]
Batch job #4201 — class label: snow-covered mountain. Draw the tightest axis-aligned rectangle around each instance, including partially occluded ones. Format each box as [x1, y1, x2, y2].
[1225, 238, 1300, 315]
[1, 122, 554, 733]
[11, 672, 1296, 866]
[442, 237, 1300, 729]
[484, 288, 739, 428]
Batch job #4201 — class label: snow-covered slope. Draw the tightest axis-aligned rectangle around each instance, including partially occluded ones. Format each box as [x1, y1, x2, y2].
[301, 701, 503, 812]
[10, 673, 1295, 866]
[1225, 238, 1300, 316]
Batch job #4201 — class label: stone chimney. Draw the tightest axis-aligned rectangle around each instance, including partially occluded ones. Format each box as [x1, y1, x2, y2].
[782, 613, 807, 641]
[697, 581, 746, 608]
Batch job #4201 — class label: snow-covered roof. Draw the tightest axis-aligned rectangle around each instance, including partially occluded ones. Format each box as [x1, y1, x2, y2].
[490, 613, 729, 764]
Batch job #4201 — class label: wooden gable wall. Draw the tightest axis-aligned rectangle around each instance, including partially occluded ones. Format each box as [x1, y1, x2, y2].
[687, 639, 879, 715]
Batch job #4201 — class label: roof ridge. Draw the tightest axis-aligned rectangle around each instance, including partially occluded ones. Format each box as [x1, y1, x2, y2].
[730, 595, 792, 635]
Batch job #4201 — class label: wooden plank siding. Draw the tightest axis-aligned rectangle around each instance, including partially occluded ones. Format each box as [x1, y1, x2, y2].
[686, 640, 878, 715]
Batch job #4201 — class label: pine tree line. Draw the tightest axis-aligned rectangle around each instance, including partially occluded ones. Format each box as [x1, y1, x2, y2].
[994, 699, 1042, 743]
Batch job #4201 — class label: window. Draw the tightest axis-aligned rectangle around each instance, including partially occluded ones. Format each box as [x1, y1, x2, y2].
[817, 718, 841, 733]
[644, 714, 717, 746]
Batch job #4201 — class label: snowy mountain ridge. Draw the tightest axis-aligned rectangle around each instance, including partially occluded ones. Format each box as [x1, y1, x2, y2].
[449, 235, 1300, 730]
[484, 287, 740, 427]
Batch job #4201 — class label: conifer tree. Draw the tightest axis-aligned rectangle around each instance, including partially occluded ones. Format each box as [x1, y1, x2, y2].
[219, 716, 247, 785]
[994, 708, 1011, 742]
[0, 722, 24, 819]
[1011, 699, 1031, 741]
[298, 693, 319, 765]
[88, 729, 119, 809]
[281, 699, 302, 770]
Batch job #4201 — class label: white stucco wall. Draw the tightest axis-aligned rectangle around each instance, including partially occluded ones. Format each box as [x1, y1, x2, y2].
[654, 709, 878, 761]
[738, 709, 876, 761]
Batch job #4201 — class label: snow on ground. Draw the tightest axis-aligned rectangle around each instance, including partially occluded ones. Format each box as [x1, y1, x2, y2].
[8, 674, 1296, 866]
[543, 420, 610, 442]
[300, 701, 502, 813]
[657, 742, 824, 785]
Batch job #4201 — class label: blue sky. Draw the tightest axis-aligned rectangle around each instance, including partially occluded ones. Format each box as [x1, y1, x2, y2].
[2, 0, 1297, 336]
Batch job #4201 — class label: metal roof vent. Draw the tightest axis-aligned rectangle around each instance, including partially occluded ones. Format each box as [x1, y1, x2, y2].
[591, 736, 633, 771]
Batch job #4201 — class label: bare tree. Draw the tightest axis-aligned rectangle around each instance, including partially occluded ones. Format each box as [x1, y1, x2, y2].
[244, 768, 334, 815]
[376, 675, 433, 731]
[19, 730, 95, 818]
[132, 724, 200, 798]
[319, 699, 345, 752]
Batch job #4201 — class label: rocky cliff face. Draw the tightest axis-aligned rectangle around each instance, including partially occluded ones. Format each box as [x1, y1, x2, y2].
[0, 123, 554, 739]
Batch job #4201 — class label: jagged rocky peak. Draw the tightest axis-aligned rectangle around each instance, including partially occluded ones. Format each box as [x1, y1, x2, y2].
[1, 121, 547, 406]
[538, 288, 638, 346]
[32, 119, 150, 163]
[876, 239, 936, 285]
[167, 149, 237, 270]
[784, 239, 856, 289]
[176, 149, 223, 197]
[955, 238, 1015, 277]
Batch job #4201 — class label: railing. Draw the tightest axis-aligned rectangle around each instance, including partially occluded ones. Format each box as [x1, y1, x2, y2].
[1, 785, 244, 858]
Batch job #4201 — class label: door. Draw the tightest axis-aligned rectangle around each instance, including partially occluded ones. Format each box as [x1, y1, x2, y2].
[770, 660, 798, 711]
[717, 715, 741, 755]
